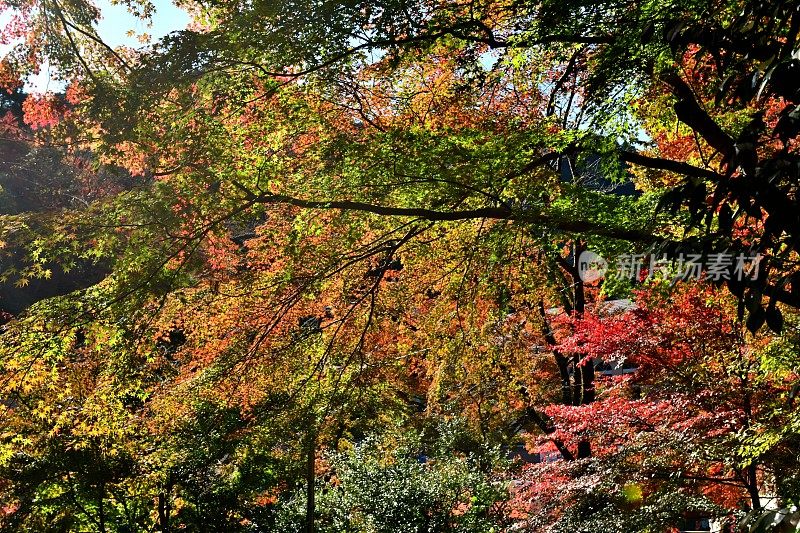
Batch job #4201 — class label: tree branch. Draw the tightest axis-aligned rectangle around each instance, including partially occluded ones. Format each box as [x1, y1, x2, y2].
[251, 192, 658, 242]
[619, 150, 725, 181]
[661, 72, 735, 159]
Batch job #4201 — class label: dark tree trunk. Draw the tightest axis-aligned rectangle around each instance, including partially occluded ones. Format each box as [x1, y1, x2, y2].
[742, 385, 761, 510]
[579, 358, 595, 404]
[305, 431, 316, 533]
[571, 355, 583, 406]
[534, 241, 597, 461]
[157, 495, 170, 533]
[157, 479, 173, 533]
[539, 300, 573, 405]
[577, 440, 592, 459]
[567, 242, 594, 458]
[745, 463, 762, 510]
[556, 354, 573, 405]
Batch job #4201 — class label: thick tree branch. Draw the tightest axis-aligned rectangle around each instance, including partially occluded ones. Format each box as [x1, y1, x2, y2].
[661, 72, 735, 159]
[620, 150, 724, 182]
[523, 405, 576, 461]
[251, 192, 658, 242]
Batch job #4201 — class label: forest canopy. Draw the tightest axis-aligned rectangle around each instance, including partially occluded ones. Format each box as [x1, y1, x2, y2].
[0, 0, 799, 531]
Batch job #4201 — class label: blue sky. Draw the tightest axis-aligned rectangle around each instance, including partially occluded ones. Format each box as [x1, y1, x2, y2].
[96, 0, 190, 47]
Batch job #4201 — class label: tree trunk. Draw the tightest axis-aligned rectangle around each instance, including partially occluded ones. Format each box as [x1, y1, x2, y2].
[571, 356, 583, 406]
[538, 300, 573, 405]
[742, 386, 761, 510]
[556, 355, 573, 405]
[577, 440, 592, 459]
[305, 431, 317, 533]
[157, 479, 173, 533]
[97, 482, 106, 533]
[745, 463, 762, 510]
[579, 357, 595, 404]
[568, 242, 594, 458]
[535, 242, 597, 460]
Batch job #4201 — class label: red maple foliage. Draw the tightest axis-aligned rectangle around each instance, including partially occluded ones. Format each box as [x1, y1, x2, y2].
[514, 282, 786, 527]
[21, 93, 67, 130]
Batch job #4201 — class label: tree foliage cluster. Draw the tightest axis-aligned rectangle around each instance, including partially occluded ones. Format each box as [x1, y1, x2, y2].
[0, 0, 799, 531]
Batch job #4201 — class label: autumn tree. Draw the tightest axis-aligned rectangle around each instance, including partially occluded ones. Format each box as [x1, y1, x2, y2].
[515, 280, 800, 530]
[0, 0, 799, 531]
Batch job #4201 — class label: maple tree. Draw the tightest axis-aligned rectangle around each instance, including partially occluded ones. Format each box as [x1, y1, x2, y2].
[515, 280, 800, 530]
